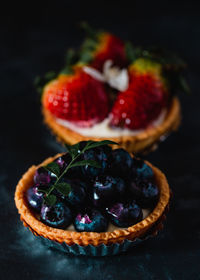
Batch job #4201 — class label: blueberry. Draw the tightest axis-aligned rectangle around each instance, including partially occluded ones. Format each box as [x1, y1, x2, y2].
[40, 202, 72, 229]
[131, 158, 154, 180]
[51, 179, 86, 209]
[129, 179, 159, 208]
[111, 149, 133, 178]
[93, 175, 126, 208]
[64, 180, 87, 210]
[26, 184, 45, 212]
[106, 201, 143, 227]
[82, 148, 110, 177]
[74, 209, 108, 232]
[34, 167, 56, 185]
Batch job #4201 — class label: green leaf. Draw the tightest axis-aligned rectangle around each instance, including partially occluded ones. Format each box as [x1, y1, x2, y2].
[60, 48, 80, 75]
[84, 140, 118, 151]
[44, 162, 60, 177]
[60, 66, 74, 75]
[80, 21, 97, 40]
[81, 38, 97, 51]
[65, 49, 76, 65]
[44, 71, 57, 80]
[81, 140, 95, 151]
[34, 71, 57, 95]
[125, 41, 138, 62]
[70, 143, 80, 156]
[37, 187, 48, 194]
[55, 182, 71, 196]
[64, 143, 80, 158]
[79, 50, 93, 64]
[70, 160, 101, 168]
[34, 75, 41, 87]
[64, 143, 73, 157]
[44, 194, 57, 206]
[178, 75, 191, 94]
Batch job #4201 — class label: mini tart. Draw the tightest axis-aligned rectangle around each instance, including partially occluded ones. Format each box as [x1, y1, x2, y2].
[42, 97, 181, 154]
[15, 154, 170, 247]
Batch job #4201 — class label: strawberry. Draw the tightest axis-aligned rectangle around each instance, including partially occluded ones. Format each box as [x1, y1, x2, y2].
[43, 70, 109, 127]
[110, 58, 168, 130]
[110, 77, 166, 130]
[80, 23, 127, 71]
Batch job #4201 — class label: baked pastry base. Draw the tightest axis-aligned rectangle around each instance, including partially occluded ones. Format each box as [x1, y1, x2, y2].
[15, 154, 170, 246]
[42, 97, 181, 153]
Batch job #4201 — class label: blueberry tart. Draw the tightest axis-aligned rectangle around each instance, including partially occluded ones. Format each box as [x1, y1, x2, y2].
[40, 24, 189, 153]
[15, 140, 170, 256]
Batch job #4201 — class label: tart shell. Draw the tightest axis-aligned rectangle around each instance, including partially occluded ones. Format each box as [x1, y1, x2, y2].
[42, 97, 181, 153]
[15, 154, 170, 247]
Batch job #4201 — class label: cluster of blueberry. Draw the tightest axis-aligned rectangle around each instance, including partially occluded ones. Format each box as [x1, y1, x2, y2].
[26, 145, 159, 232]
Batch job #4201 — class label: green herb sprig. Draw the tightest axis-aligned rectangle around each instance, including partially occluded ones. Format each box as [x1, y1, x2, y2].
[39, 140, 118, 206]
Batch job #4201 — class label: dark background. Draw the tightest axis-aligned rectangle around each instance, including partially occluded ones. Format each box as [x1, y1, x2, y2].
[1, 1, 200, 279]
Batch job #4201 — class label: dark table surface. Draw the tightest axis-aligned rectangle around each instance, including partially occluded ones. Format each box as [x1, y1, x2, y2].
[1, 1, 200, 279]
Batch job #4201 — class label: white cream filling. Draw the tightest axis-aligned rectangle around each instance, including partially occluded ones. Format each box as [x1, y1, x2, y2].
[56, 109, 166, 138]
[83, 59, 129, 91]
[66, 208, 151, 232]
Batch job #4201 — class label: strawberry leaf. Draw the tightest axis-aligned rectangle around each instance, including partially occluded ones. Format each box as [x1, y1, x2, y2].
[79, 50, 93, 64]
[34, 71, 57, 94]
[178, 75, 191, 94]
[125, 41, 139, 62]
[81, 38, 97, 51]
[80, 21, 97, 40]
[65, 48, 76, 65]
[55, 183, 71, 196]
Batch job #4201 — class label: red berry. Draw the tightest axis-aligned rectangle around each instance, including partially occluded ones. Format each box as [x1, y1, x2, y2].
[91, 33, 127, 71]
[43, 71, 109, 127]
[110, 74, 167, 130]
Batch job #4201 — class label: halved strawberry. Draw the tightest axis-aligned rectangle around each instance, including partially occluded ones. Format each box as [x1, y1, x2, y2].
[109, 71, 167, 130]
[43, 70, 109, 127]
[109, 56, 178, 130]
[80, 23, 127, 71]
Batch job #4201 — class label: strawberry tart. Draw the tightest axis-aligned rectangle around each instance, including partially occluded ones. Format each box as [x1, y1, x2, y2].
[41, 24, 188, 153]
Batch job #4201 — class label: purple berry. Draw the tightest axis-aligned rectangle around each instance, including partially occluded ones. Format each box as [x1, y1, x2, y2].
[34, 167, 54, 185]
[93, 175, 126, 208]
[129, 179, 159, 208]
[106, 201, 143, 227]
[74, 209, 108, 232]
[55, 156, 67, 170]
[26, 184, 45, 212]
[40, 202, 72, 229]
[82, 147, 111, 178]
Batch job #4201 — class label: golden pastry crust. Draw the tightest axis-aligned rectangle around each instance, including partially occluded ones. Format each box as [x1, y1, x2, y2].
[42, 97, 181, 153]
[15, 154, 170, 246]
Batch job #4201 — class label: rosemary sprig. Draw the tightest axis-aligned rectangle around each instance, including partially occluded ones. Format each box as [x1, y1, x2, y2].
[39, 140, 118, 206]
